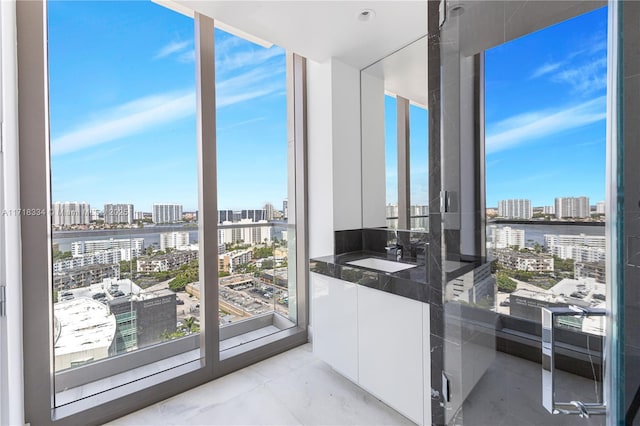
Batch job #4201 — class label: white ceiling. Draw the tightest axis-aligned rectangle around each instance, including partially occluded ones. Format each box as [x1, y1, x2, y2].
[165, 1, 428, 69]
[159, 0, 604, 110]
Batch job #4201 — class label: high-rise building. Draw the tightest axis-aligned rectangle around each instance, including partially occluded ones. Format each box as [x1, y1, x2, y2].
[152, 203, 183, 224]
[596, 201, 606, 214]
[497, 199, 532, 219]
[283, 198, 288, 219]
[52, 201, 91, 226]
[103, 203, 134, 225]
[554, 196, 590, 219]
[543, 205, 555, 215]
[263, 203, 275, 220]
[218, 209, 267, 223]
[386, 204, 399, 219]
[241, 209, 266, 222]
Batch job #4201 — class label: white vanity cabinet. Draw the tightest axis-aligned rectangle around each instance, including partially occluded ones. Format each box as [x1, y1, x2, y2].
[357, 285, 425, 424]
[310, 272, 431, 425]
[310, 272, 359, 382]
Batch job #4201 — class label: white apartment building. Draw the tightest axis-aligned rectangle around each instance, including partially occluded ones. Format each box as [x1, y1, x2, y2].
[52, 201, 91, 226]
[495, 249, 554, 272]
[544, 233, 606, 262]
[489, 226, 525, 249]
[219, 220, 272, 245]
[543, 205, 555, 215]
[53, 249, 124, 273]
[160, 232, 190, 250]
[544, 233, 606, 249]
[497, 199, 532, 219]
[103, 203, 134, 225]
[549, 245, 606, 263]
[386, 203, 399, 218]
[218, 250, 253, 274]
[136, 250, 198, 273]
[597, 201, 606, 214]
[555, 196, 590, 219]
[263, 203, 275, 220]
[152, 203, 183, 224]
[71, 238, 144, 258]
[134, 211, 145, 220]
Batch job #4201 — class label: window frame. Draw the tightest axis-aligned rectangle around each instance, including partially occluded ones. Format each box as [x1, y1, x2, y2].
[17, 3, 308, 425]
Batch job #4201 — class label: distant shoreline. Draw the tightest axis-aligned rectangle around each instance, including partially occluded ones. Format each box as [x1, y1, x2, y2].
[490, 219, 604, 227]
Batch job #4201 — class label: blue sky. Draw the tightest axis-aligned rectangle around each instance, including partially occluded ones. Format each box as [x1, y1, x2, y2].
[485, 6, 607, 207]
[385, 6, 607, 209]
[385, 98, 428, 206]
[49, 2, 607, 213]
[48, 1, 287, 212]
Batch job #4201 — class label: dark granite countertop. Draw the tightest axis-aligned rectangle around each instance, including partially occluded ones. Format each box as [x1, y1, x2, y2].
[310, 251, 481, 304]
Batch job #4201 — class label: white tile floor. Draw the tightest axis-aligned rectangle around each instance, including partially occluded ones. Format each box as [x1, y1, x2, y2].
[108, 342, 608, 426]
[106, 344, 416, 426]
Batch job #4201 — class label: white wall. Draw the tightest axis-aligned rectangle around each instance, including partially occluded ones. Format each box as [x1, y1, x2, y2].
[307, 57, 363, 258]
[0, 1, 25, 425]
[330, 59, 362, 231]
[307, 58, 335, 258]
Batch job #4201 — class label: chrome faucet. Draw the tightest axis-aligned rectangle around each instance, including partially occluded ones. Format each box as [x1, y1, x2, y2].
[385, 244, 403, 261]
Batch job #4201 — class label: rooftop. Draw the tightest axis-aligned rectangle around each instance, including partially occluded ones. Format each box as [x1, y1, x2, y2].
[53, 298, 116, 356]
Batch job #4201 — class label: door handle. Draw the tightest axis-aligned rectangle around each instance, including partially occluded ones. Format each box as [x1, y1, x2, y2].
[541, 306, 606, 418]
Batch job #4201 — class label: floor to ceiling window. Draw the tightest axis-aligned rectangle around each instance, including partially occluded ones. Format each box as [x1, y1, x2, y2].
[17, 2, 307, 424]
[213, 28, 299, 351]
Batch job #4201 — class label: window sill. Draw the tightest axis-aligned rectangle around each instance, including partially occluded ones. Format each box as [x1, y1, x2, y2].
[53, 352, 204, 421]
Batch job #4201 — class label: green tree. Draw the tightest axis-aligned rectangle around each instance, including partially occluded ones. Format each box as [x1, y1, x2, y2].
[119, 258, 137, 274]
[497, 272, 517, 293]
[52, 248, 72, 262]
[253, 246, 274, 259]
[553, 256, 574, 272]
[183, 316, 199, 333]
[168, 260, 199, 291]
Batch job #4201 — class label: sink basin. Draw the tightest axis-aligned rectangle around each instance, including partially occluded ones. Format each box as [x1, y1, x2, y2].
[346, 257, 417, 273]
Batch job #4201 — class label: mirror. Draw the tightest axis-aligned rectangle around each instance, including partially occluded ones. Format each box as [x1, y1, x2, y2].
[360, 36, 428, 231]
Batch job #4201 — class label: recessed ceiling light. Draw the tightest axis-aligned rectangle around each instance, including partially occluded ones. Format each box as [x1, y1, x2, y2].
[357, 9, 376, 22]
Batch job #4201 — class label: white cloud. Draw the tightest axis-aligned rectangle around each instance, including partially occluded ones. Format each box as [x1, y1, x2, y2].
[52, 65, 286, 156]
[216, 66, 285, 107]
[531, 61, 564, 79]
[218, 117, 266, 132]
[51, 91, 195, 156]
[216, 47, 285, 73]
[551, 57, 607, 95]
[486, 96, 606, 154]
[154, 40, 191, 59]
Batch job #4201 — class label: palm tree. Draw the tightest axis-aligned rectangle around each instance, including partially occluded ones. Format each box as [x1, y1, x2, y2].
[183, 316, 198, 333]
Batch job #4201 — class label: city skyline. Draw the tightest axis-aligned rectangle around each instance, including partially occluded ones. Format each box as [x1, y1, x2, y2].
[51, 200, 286, 214]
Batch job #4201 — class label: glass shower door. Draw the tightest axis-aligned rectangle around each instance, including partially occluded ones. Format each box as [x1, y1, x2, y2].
[434, 1, 611, 424]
